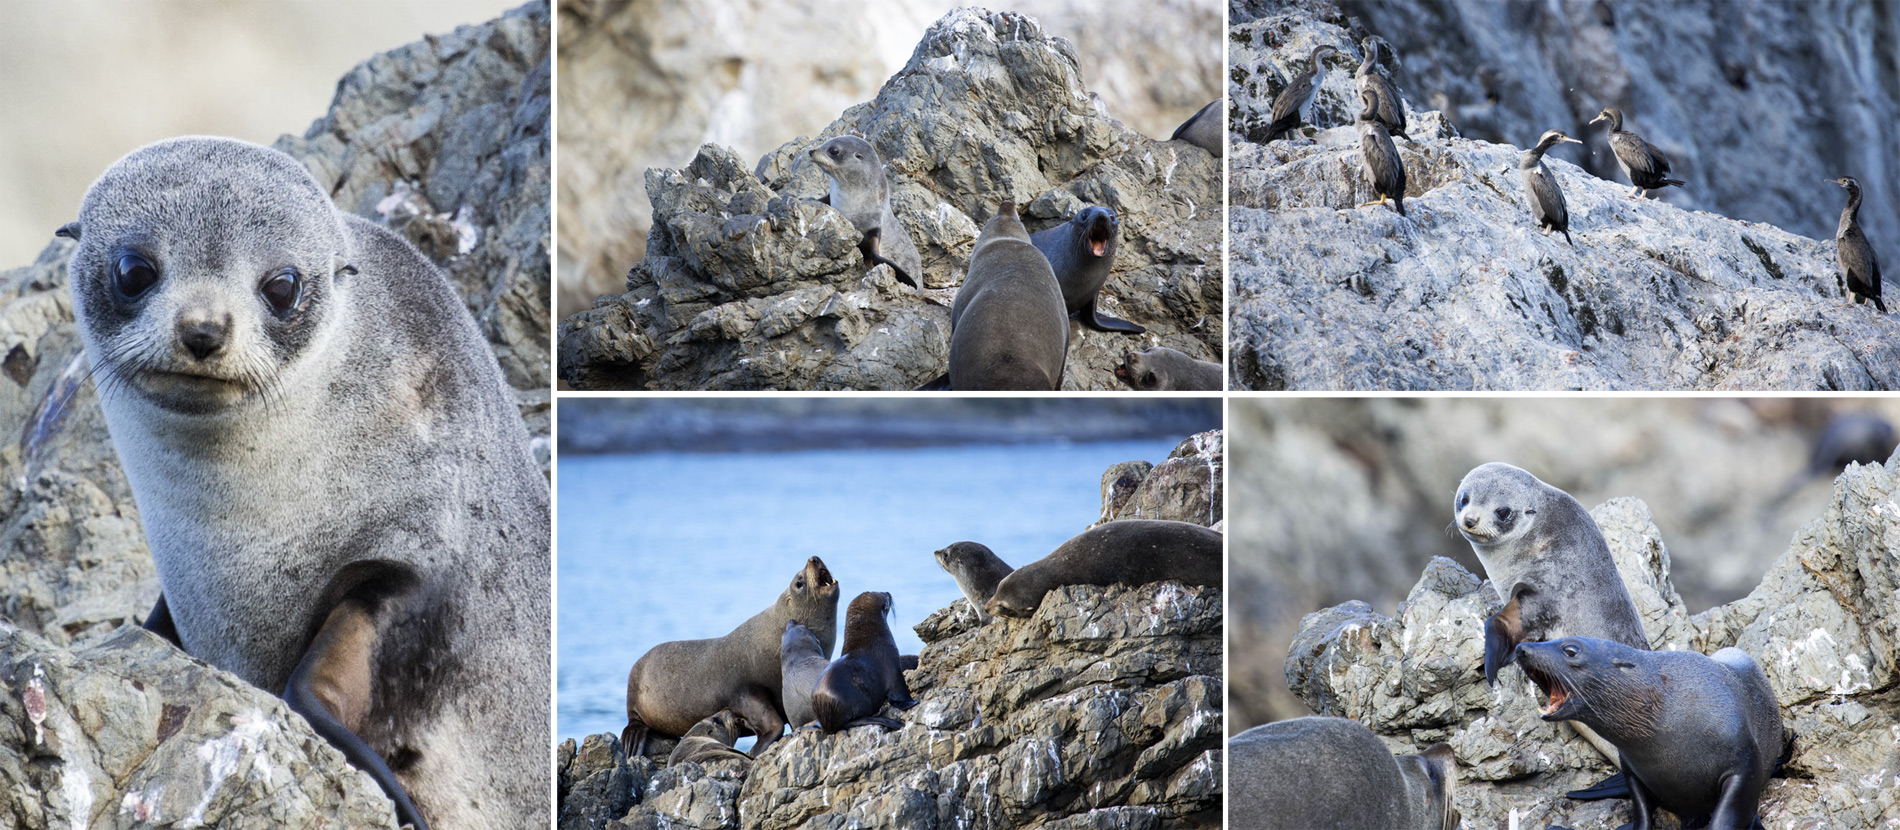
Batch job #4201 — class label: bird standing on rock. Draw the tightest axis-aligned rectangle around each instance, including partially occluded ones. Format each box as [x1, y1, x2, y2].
[1589, 107, 1685, 199]
[1829, 176, 1886, 312]
[1356, 37, 1408, 142]
[1521, 130, 1583, 245]
[1356, 89, 1406, 216]
[1266, 45, 1339, 142]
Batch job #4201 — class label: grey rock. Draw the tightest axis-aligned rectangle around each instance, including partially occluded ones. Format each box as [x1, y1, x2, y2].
[1228, 10, 1900, 390]
[559, 7, 1221, 391]
[1097, 431, 1224, 529]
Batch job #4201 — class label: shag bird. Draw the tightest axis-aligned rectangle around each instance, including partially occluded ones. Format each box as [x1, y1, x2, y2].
[1266, 45, 1339, 142]
[1521, 129, 1583, 245]
[1829, 176, 1886, 312]
[1356, 37, 1409, 141]
[1356, 89, 1406, 216]
[1589, 107, 1685, 198]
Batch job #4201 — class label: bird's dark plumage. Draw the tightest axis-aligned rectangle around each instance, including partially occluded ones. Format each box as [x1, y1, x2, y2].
[1521, 130, 1582, 246]
[1266, 45, 1338, 142]
[1356, 37, 1408, 142]
[1590, 107, 1685, 198]
[1831, 176, 1886, 312]
[1356, 90, 1406, 216]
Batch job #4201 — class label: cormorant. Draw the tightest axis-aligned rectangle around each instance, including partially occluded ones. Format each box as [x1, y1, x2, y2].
[1829, 176, 1886, 312]
[1589, 107, 1685, 198]
[1266, 45, 1339, 142]
[1521, 129, 1583, 245]
[1356, 37, 1408, 141]
[1356, 89, 1406, 216]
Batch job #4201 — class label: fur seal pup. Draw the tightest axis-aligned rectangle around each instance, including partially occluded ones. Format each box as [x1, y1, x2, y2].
[1030, 205, 1144, 334]
[778, 620, 830, 728]
[1168, 100, 1223, 157]
[1113, 346, 1222, 391]
[811, 591, 917, 733]
[624, 556, 839, 757]
[985, 520, 1222, 619]
[808, 136, 921, 287]
[60, 137, 548, 830]
[1229, 716, 1458, 830]
[941, 202, 1069, 390]
[1517, 638, 1786, 829]
[933, 541, 1016, 623]
[666, 709, 753, 768]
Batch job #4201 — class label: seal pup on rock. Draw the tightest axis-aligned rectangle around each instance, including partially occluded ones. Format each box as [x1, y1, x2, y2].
[779, 620, 830, 728]
[985, 520, 1222, 619]
[61, 136, 548, 830]
[1229, 716, 1458, 830]
[811, 592, 917, 733]
[1168, 100, 1223, 157]
[933, 541, 1016, 623]
[666, 709, 753, 768]
[807, 135, 921, 288]
[1031, 205, 1144, 334]
[1114, 346, 1222, 391]
[940, 202, 1069, 390]
[1518, 638, 1786, 829]
[624, 556, 839, 757]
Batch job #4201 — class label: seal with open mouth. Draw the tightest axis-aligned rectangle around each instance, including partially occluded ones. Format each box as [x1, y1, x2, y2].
[1031, 205, 1145, 334]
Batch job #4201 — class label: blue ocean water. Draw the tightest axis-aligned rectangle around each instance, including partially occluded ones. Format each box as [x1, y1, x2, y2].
[556, 438, 1183, 743]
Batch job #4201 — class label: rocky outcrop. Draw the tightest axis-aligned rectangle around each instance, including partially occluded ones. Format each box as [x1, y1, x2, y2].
[557, 431, 1225, 829]
[0, 4, 549, 826]
[558, 7, 1221, 391]
[1282, 462, 1900, 828]
[1227, 9, 1900, 390]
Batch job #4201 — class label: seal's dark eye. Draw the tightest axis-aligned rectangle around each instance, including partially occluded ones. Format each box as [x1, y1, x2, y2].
[1563, 643, 1580, 658]
[114, 253, 159, 298]
[795, 577, 805, 589]
[1495, 507, 1513, 522]
[261, 269, 301, 316]
[828, 146, 841, 159]
[1458, 494, 1469, 509]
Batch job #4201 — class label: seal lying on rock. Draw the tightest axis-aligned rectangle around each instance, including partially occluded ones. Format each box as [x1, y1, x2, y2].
[1518, 637, 1787, 829]
[1229, 716, 1458, 830]
[1113, 346, 1222, 391]
[933, 541, 1015, 623]
[812, 592, 917, 733]
[985, 520, 1222, 619]
[624, 556, 839, 757]
[666, 709, 752, 768]
[61, 136, 549, 830]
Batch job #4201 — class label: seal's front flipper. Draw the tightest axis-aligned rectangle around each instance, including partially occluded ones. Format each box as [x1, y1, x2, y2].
[915, 373, 951, 391]
[142, 593, 182, 649]
[860, 228, 918, 287]
[1483, 588, 1527, 686]
[285, 598, 431, 830]
[1565, 771, 1630, 800]
[1080, 295, 1146, 334]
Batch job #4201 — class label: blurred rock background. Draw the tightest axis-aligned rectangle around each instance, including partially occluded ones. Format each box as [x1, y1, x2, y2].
[1229, 397, 1900, 730]
[556, 0, 1222, 321]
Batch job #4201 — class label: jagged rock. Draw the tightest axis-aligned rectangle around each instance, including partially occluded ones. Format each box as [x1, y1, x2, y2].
[1227, 10, 1900, 390]
[0, 623, 400, 829]
[0, 4, 550, 826]
[1284, 469, 1900, 828]
[558, 7, 1221, 391]
[1097, 430, 1224, 529]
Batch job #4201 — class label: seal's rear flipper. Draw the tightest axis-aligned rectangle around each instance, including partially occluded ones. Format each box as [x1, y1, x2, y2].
[142, 594, 182, 649]
[284, 596, 431, 830]
[915, 373, 951, 391]
[842, 716, 904, 731]
[1080, 296, 1146, 334]
[1483, 589, 1527, 685]
[1564, 771, 1629, 800]
[860, 229, 918, 288]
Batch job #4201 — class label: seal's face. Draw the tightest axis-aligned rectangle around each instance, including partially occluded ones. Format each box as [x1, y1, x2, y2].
[789, 555, 840, 608]
[64, 137, 348, 416]
[933, 541, 989, 573]
[809, 136, 887, 214]
[984, 581, 1035, 619]
[1515, 637, 1648, 733]
[1453, 463, 1539, 548]
[1114, 349, 1161, 391]
[1072, 206, 1119, 260]
[781, 619, 821, 656]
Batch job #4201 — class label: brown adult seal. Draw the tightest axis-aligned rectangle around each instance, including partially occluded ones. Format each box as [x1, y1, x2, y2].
[1517, 637, 1787, 829]
[666, 709, 753, 767]
[1113, 346, 1222, 391]
[942, 201, 1069, 390]
[1229, 716, 1458, 830]
[623, 556, 839, 756]
[984, 520, 1223, 619]
[932, 541, 1015, 623]
[811, 592, 917, 733]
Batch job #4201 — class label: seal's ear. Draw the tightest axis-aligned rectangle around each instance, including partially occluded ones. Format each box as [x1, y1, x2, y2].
[332, 255, 358, 278]
[54, 222, 81, 241]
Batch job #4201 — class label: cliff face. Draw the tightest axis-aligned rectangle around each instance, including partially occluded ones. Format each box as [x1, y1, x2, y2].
[0, 3, 550, 826]
[1227, 8, 1900, 391]
[558, 7, 1222, 391]
[557, 432, 1225, 829]
[1283, 465, 1900, 828]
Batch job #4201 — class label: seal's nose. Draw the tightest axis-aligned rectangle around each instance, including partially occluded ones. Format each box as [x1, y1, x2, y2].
[1462, 514, 1478, 530]
[178, 318, 228, 361]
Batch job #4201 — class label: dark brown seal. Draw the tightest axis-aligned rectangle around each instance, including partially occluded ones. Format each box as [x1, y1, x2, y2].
[944, 201, 1069, 390]
[1517, 637, 1787, 829]
[666, 709, 752, 767]
[623, 556, 839, 757]
[1229, 716, 1458, 830]
[984, 520, 1223, 619]
[932, 541, 1015, 623]
[1030, 205, 1143, 334]
[811, 592, 917, 733]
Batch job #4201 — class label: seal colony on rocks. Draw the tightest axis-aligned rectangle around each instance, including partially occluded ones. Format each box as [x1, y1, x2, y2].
[60, 136, 550, 830]
[985, 519, 1223, 619]
[623, 556, 839, 757]
[1229, 716, 1458, 830]
[811, 591, 917, 733]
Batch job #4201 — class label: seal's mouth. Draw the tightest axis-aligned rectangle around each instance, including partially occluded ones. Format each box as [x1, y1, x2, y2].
[1114, 358, 1133, 380]
[1522, 660, 1570, 720]
[121, 367, 259, 414]
[808, 556, 835, 588]
[1087, 223, 1111, 257]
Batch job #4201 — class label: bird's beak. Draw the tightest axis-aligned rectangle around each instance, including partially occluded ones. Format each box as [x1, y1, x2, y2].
[1561, 137, 1582, 144]
[1588, 113, 1606, 124]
